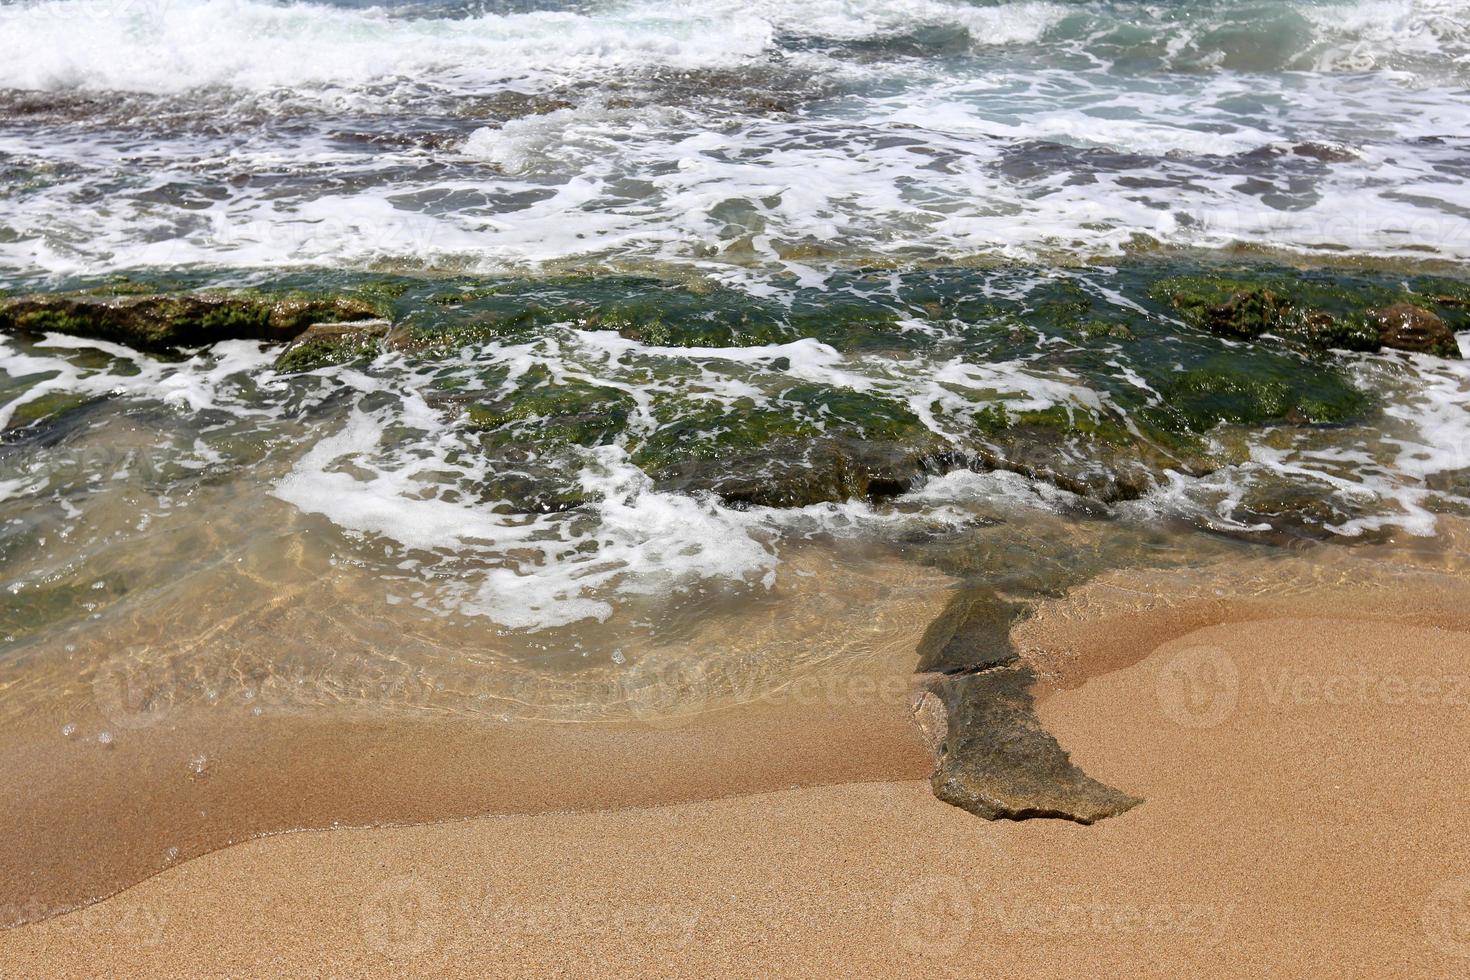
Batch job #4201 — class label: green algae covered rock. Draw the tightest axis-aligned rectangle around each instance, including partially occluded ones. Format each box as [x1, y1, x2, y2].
[630, 385, 949, 507]
[1149, 270, 1463, 358]
[1161, 359, 1370, 432]
[274, 320, 392, 373]
[468, 367, 636, 449]
[0, 290, 388, 354]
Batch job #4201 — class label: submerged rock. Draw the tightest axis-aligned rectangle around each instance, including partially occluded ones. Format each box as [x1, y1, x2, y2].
[630, 386, 950, 507]
[1161, 361, 1369, 431]
[0, 290, 388, 354]
[468, 367, 635, 449]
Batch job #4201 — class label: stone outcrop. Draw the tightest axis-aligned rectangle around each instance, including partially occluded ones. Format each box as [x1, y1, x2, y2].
[0, 290, 387, 354]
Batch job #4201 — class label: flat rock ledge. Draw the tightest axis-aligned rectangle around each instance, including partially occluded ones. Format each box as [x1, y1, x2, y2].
[0, 290, 387, 354]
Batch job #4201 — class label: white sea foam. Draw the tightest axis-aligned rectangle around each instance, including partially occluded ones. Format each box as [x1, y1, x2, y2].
[0, 0, 776, 95]
[0, 332, 278, 432]
[0, 0, 1468, 272]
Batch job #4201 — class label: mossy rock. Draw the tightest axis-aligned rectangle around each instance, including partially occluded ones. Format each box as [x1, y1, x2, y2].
[948, 401, 1213, 502]
[4, 390, 101, 430]
[274, 321, 391, 373]
[467, 367, 635, 449]
[1149, 271, 1461, 357]
[585, 302, 791, 348]
[475, 469, 590, 515]
[0, 291, 389, 354]
[1161, 360, 1369, 432]
[631, 386, 950, 507]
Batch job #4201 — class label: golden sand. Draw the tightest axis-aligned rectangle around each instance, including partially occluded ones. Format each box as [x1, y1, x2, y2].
[4, 600, 1470, 975]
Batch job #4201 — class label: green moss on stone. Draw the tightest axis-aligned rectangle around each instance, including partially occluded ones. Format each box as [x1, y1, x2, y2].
[1148, 269, 1465, 357]
[1162, 362, 1368, 432]
[6, 390, 96, 428]
[0, 290, 388, 354]
[468, 368, 635, 448]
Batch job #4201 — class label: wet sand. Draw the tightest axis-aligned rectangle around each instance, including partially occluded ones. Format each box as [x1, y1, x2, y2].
[4, 608, 1469, 976]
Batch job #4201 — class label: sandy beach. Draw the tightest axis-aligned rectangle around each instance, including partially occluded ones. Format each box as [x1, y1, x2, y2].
[5, 585, 1469, 977]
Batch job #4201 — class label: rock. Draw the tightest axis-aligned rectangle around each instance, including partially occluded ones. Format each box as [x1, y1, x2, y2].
[640, 434, 951, 508]
[1372, 303, 1459, 358]
[925, 665, 1141, 824]
[631, 387, 952, 507]
[1204, 288, 1287, 340]
[2, 390, 102, 431]
[914, 590, 1140, 824]
[1150, 272, 1463, 357]
[274, 320, 391, 373]
[0, 291, 388, 354]
[467, 368, 635, 449]
[1161, 363, 1368, 431]
[1291, 142, 1358, 163]
[913, 591, 1023, 673]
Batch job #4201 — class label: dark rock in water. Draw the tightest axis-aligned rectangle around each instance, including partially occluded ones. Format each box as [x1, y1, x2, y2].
[468, 90, 575, 121]
[1198, 288, 1378, 352]
[919, 665, 1141, 824]
[1291, 142, 1358, 163]
[1150, 271, 1463, 358]
[1204, 288, 1287, 340]
[1221, 476, 1398, 545]
[274, 320, 391, 374]
[631, 386, 951, 507]
[958, 401, 1221, 502]
[0, 291, 388, 354]
[643, 434, 950, 508]
[1, 390, 106, 434]
[1372, 303, 1458, 357]
[914, 591, 1024, 674]
[468, 367, 635, 450]
[1161, 361, 1369, 431]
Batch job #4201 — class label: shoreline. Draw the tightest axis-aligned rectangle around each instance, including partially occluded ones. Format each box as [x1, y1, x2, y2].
[4, 610, 1469, 975]
[5, 556, 1470, 973]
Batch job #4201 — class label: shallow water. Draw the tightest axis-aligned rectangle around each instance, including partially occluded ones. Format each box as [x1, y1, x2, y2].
[3, 0, 1470, 928]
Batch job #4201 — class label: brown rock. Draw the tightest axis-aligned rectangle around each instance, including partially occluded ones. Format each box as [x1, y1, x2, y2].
[925, 665, 1141, 824]
[915, 590, 1141, 824]
[1373, 303, 1459, 358]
